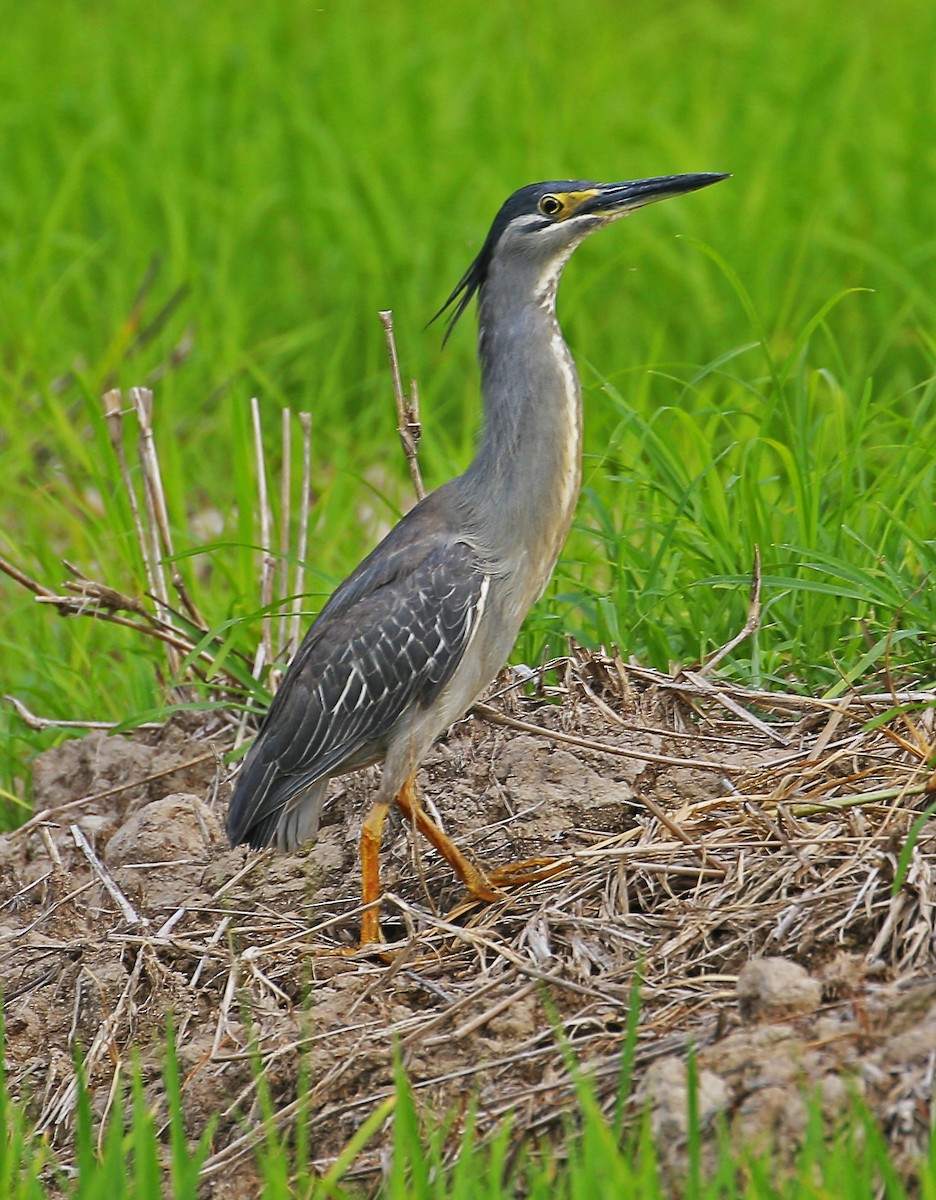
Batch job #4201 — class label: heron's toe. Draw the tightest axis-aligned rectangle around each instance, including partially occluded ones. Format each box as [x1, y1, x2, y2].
[486, 855, 567, 888]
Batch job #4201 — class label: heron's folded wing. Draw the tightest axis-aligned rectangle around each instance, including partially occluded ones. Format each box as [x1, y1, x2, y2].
[226, 532, 486, 846]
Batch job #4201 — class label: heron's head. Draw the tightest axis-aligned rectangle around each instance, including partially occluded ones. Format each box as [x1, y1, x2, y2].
[434, 173, 729, 340]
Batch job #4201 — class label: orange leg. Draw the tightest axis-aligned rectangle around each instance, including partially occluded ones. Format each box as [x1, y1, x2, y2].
[358, 798, 390, 946]
[393, 776, 502, 903]
[357, 778, 500, 947]
[356, 779, 568, 948]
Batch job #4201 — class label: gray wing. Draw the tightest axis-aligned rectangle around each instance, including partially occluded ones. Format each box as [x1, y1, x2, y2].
[227, 503, 487, 849]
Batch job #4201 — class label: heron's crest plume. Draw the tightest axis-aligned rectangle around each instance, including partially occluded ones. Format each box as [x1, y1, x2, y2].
[430, 181, 599, 344]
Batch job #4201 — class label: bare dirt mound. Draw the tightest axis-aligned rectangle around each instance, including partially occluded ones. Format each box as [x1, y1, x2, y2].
[2, 652, 934, 1194]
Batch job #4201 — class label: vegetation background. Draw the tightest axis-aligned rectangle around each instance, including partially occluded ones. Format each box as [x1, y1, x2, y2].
[1, 2, 935, 1193]
[1, 0, 934, 816]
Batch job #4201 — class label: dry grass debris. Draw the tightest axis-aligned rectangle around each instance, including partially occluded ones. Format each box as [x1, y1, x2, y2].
[2, 650, 935, 1193]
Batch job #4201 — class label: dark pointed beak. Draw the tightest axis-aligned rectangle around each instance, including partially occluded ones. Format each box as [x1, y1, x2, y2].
[581, 173, 730, 217]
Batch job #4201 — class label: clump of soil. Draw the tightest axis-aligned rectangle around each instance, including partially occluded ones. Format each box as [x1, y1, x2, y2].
[2, 652, 934, 1194]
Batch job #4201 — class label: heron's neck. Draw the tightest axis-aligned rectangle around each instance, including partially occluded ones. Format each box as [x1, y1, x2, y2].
[461, 273, 583, 586]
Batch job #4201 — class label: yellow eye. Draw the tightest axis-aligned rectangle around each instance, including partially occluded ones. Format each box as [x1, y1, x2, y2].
[539, 194, 564, 218]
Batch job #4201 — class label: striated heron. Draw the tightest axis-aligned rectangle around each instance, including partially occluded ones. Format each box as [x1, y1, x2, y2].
[227, 173, 728, 945]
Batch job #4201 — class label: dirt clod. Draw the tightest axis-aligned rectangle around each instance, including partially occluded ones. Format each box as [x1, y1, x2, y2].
[737, 956, 823, 1022]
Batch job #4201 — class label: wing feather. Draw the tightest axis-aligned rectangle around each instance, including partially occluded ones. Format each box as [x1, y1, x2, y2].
[227, 510, 486, 848]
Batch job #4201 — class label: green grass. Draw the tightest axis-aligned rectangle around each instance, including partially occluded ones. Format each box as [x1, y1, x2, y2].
[2, 0, 935, 798]
[3, 1007, 934, 1199]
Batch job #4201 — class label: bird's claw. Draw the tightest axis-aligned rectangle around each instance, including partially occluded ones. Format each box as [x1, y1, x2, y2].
[486, 855, 567, 888]
[461, 855, 569, 906]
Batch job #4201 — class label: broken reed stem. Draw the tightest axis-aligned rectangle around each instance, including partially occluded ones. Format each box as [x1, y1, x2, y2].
[70, 824, 142, 926]
[5, 693, 160, 734]
[102, 389, 157, 605]
[277, 407, 292, 660]
[408, 378, 424, 494]
[4, 385, 312, 709]
[101, 389, 218, 680]
[289, 412, 313, 657]
[250, 397, 276, 676]
[131, 388, 178, 673]
[38, 598, 199, 653]
[378, 309, 425, 501]
[0, 553, 59, 603]
[131, 386, 205, 634]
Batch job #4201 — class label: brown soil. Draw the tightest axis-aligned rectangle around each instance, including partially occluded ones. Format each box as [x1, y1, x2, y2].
[2, 652, 934, 1194]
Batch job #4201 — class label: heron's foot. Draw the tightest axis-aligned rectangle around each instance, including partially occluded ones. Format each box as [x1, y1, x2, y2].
[313, 945, 397, 965]
[307, 908, 396, 960]
[457, 856, 569, 912]
[300, 899, 393, 958]
[311, 942, 389, 959]
[358, 904, 384, 949]
[461, 862, 505, 903]
[486, 855, 568, 888]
